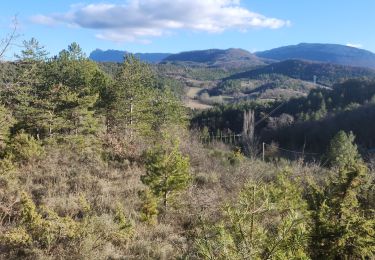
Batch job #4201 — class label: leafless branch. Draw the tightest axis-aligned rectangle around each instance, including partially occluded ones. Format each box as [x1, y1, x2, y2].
[0, 16, 19, 61]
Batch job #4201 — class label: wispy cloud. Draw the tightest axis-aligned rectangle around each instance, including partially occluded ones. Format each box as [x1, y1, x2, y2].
[346, 43, 363, 49]
[31, 0, 291, 43]
[30, 15, 58, 26]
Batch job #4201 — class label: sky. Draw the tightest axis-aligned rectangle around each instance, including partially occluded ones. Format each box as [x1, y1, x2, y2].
[1, 0, 375, 58]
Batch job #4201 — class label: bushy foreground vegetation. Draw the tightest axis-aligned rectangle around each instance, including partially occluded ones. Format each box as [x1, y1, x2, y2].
[1, 39, 375, 259]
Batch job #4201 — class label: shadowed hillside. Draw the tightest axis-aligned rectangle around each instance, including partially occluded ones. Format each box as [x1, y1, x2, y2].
[256, 43, 375, 69]
[227, 59, 375, 85]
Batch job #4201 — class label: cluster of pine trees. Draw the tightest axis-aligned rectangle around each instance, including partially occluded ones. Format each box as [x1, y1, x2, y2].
[0, 39, 192, 258]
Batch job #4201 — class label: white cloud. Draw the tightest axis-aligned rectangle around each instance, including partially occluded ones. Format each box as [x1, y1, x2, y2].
[346, 43, 363, 49]
[31, 0, 290, 43]
[30, 15, 58, 26]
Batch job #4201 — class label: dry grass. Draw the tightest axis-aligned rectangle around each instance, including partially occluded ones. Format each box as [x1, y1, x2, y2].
[0, 131, 345, 259]
[184, 87, 213, 110]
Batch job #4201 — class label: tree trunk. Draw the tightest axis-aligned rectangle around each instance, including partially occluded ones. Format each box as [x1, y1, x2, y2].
[163, 191, 168, 213]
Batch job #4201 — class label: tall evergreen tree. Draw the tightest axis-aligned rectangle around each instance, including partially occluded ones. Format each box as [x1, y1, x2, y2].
[109, 55, 187, 139]
[2, 38, 50, 139]
[326, 130, 361, 169]
[150, 88, 187, 133]
[111, 54, 155, 136]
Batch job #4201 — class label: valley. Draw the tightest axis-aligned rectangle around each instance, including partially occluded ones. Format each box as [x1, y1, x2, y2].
[93, 44, 375, 110]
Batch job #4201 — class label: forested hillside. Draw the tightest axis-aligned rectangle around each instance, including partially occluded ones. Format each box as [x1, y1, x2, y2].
[93, 53, 375, 108]
[162, 48, 268, 69]
[228, 59, 375, 85]
[1, 38, 374, 259]
[192, 79, 375, 152]
[255, 43, 375, 69]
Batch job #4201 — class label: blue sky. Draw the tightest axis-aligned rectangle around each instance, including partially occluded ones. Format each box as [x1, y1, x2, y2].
[1, 0, 374, 57]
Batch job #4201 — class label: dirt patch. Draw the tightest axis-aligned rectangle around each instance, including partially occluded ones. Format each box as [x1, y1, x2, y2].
[184, 87, 212, 110]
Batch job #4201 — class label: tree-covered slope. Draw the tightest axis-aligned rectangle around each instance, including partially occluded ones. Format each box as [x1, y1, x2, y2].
[256, 43, 375, 69]
[192, 79, 375, 153]
[228, 59, 375, 85]
[162, 48, 268, 68]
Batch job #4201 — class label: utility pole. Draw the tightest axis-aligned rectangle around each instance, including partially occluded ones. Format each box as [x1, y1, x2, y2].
[262, 142, 265, 161]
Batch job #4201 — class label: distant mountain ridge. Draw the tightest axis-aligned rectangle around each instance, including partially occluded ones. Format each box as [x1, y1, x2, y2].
[227, 59, 375, 86]
[90, 43, 375, 70]
[89, 49, 172, 63]
[161, 48, 268, 68]
[255, 43, 375, 69]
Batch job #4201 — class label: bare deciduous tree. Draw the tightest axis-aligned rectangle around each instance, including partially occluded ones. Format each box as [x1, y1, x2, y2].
[0, 16, 19, 61]
[242, 109, 254, 141]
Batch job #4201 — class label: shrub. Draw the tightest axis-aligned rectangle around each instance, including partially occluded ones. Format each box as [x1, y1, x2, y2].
[0, 227, 32, 249]
[7, 132, 44, 164]
[138, 189, 159, 225]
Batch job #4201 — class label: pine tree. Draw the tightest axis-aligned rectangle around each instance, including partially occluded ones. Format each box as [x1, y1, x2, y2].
[149, 88, 187, 133]
[313, 99, 327, 120]
[105, 55, 187, 139]
[196, 170, 311, 259]
[51, 84, 98, 135]
[45, 42, 103, 94]
[111, 54, 155, 137]
[309, 132, 375, 259]
[141, 141, 190, 212]
[1, 38, 50, 139]
[41, 43, 104, 137]
[326, 130, 361, 169]
[15, 38, 49, 62]
[309, 164, 375, 258]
